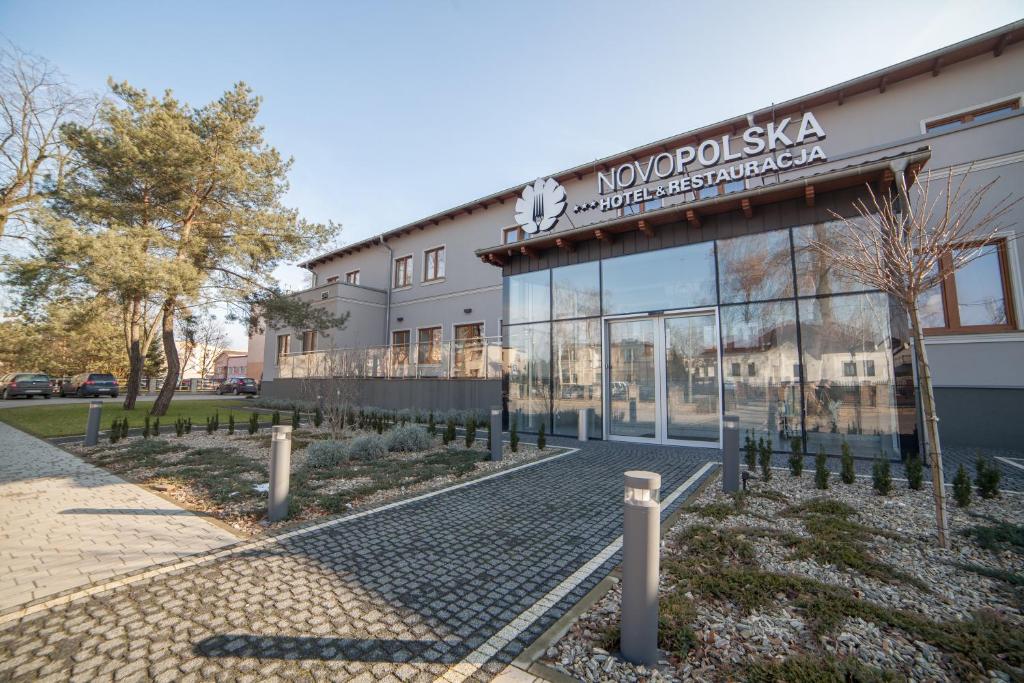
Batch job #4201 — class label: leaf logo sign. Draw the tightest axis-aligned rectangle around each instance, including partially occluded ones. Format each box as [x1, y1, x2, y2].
[514, 178, 567, 234]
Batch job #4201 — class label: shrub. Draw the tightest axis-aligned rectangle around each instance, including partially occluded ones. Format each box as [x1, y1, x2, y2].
[905, 453, 923, 490]
[444, 417, 456, 445]
[486, 414, 492, 451]
[291, 407, 301, 430]
[384, 424, 432, 452]
[537, 422, 546, 450]
[185, 417, 192, 434]
[152, 418, 160, 437]
[758, 438, 772, 481]
[427, 411, 436, 436]
[248, 412, 259, 435]
[510, 416, 519, 453]
[143, 415, 151, 439]
[227, 414, 235, 435]
[840, 440, 855, 485]
[271, 410, 280, 426]
[464, 415, 477, 447]
[815, 447, 829, 490]
[313, 406, 323, 428]
[346, 434, 387, 461]
[788, 437, 803, 477]
[953, 464, 972, 508]
[109, 419, 120, 444]
[120, 418, 130, 439]
[745, 433, 757, 471]
[872, 456, 892, 495]
[175, 416, 186, 437]
[307, 440, 349, 468]
[976, 454, 1001, 499]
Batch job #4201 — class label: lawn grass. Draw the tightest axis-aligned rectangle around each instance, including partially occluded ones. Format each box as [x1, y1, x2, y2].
[0, 398, 252, 438]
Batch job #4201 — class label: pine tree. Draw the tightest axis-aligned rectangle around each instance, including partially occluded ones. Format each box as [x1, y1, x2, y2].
[905, 453, 923, 490]
[228, 414, 235, 435]
[872, 456, 892, 495]
[537, 422, 546, 450]
[840, 440, 856, 484]
[464, 415, 476, 448]
[815, 447, 829, 490]
[788, 436, 803, 477]
[510, 416, 519, 453]
[953, 464, 971, 507]
[759, 438, 772, 481]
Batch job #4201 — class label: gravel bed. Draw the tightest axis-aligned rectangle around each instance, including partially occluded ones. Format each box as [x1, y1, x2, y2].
[545, 470, 1023, 682]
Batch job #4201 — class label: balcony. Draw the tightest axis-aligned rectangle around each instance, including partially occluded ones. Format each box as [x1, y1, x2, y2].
[276, 337, 503, 381]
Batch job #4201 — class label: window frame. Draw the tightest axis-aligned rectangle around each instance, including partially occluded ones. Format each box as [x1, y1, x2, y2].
[275, 334, 290, 365]
[502, 226, 526, 245]
[923, 239, 1018, 335]
[619, 196, 663, 218]
[922, 95, 1021, 134]
[301, 330, 317, 354]
[416, 326, 443, 366]
[326, 275, 339, 284]
[391, 329, 411, 369]
[423, 245, 446, 283]
[345, 270, 360, 285]
[393, 254, 413, 289]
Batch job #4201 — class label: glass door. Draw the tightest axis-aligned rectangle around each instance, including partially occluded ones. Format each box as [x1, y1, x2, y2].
[663, 313, 720, 444]
[605, 310, 722, 446]
[606, 318, 658, 440]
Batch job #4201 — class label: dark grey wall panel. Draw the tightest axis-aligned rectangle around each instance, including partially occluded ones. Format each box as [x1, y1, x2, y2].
[934, 387, 1024, 450]
[262, 378, 502, 413]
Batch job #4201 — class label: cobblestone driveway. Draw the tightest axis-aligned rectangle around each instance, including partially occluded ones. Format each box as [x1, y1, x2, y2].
[0, 440, 715, 682]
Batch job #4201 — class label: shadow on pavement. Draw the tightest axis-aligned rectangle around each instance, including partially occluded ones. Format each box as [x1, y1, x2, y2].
[195, 634, 467, 663]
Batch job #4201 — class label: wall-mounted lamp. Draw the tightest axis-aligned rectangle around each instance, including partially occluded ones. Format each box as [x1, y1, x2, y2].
[463, 308, 472, 314]
[396, 317, 404, 323]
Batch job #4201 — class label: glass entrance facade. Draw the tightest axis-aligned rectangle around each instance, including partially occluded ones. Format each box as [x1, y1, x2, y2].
[504, 219, 914, 458]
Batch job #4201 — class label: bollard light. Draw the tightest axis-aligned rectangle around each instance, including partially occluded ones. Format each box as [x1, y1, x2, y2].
[577, 407, 592, 442]
[268, 425, 293, 522]
[722, 414, 740, 493]
[84, 401, 103, 447]
[621, 470, 661, 666]
[490, 407, 502, 462]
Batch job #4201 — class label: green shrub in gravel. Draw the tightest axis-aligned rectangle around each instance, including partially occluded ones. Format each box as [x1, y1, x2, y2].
[759, 437, 772, 481]
[443, 417, 456, 445]
[123, 439, 185, 457]
[537, 422, 545, 450]
[175, 416, 186, 437]
[143, 415, 151, 439]
[120, 418, 130, 439]
[384, 424, 432, 452]
[872, 456, 892, 495]
[464, 415, 476, 447]
[840, 440, 855, 484]
[815, 447, 830, 490]
[953, 464, 972, 508]
[228, 414, 235, 435]
[109, 418, 120, 443]
[152, 418, 159, 437]
[510, 416, 519, 452]
[905, 453, 923, 490]
[744, 431, 757, 471]
[313, 406, 323, 428]
[248, 412, 259, 435]
[745, 654, 900, 683]
[186, 417, 192, 434]
[788, 437, 803, 477]
[427, 411, 436, 436]
[271, 410, 280, 426]
[975, 454, 1001, 499]
[346, 434, 387, 461]
[307, 441, 349, 467]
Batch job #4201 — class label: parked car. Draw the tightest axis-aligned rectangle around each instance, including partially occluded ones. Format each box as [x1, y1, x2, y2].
[1, 373, 53, 399]
[217, 377, 258, 396]
[60, 372, 119, 398]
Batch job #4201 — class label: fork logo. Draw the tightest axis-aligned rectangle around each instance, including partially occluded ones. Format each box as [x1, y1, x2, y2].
[514, 178, 567, 234]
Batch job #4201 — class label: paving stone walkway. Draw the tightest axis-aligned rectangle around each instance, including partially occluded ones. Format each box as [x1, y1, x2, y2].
[0, 422, 238, 613]
[0, 438, 715, 682]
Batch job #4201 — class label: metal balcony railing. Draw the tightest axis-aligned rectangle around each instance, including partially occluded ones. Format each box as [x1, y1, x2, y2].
[276, 337, 503, 381]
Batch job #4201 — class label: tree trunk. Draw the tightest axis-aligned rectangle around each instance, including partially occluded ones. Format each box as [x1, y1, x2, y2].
[123, 299, 143, 410]
[909, 299, 950, 549]
[150, 299, 179, 417]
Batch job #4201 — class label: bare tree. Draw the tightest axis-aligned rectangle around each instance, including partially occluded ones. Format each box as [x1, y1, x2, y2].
[177, 309, 229, 382]
[0, 42, 92, 241]
[808, 166, 1018, 548]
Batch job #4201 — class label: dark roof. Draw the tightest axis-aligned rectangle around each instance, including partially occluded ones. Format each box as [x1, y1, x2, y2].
[302, 20, 1022, 269]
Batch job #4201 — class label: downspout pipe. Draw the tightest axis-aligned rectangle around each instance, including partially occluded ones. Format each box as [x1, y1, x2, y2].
[379, 235, 393, 346]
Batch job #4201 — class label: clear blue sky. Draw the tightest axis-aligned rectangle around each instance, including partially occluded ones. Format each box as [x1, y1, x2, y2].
[3, 0, 1022, 347]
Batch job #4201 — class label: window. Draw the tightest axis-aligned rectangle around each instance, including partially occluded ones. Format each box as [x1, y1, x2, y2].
[793, 363, 802, 378]
[275, 334, 290, 363]
[503, 226, 525, 244]
[921, 240, 1017, 333]
[698, 179, 745, 200]
[843, 361, 857, 377]
[747, 362, 757, 377]
[622, 198, 663, 216]
[925, 98, 1020, 133]
[391, 330, 410, 372]
[864, 360, 876, 377]
[453, 323, 483, 377]
[424, 246, 445, 281]
[326, 276, 339, 284]
[417, 327, 442, 365]
[731, 362, 741, 377]
[320, 292, 328, 300]
[394, 255, 412, 288]
[302, 330, 316, 353]
[345, 270, 360, 284]
[601, 242, 716, 315]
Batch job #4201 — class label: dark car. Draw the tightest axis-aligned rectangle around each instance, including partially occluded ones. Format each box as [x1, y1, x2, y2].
[217, 377, 258, 396]
[60, 372, 119, 398]
[1, 373, 53, 399]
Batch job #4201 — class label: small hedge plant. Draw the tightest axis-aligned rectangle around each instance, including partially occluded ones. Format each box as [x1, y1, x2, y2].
[953, 464, 972, 507]
[384, 425, 432, 452]
[905, 453, 923, 490]
[814, 447, 829, 490]
[758, 437, 772, 481]
[975, 454, 1001, 499]
[872, 456, 892, 495]
[788, 437, 803, 477]
[840, 440, 855, 484]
